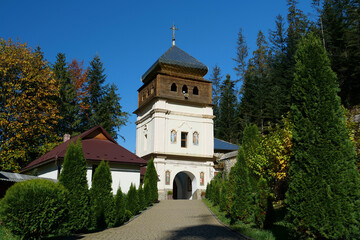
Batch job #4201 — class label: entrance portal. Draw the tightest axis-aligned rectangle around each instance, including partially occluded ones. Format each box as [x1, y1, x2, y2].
[172, 171, 197, 200]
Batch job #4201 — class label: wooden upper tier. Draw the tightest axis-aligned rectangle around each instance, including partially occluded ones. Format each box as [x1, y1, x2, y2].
[135, 45, 212, 112]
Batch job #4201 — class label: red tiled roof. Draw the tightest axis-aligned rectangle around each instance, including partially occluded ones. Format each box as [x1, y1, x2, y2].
[22, 125, 147, 171]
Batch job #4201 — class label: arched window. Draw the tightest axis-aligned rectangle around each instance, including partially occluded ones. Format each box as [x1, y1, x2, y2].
[182, 85, 188, 94]
[193, 132, 199, 146]
[165, 170, 170, 185]
[193, 87, 199, 95]
[171, 83, 177, 92]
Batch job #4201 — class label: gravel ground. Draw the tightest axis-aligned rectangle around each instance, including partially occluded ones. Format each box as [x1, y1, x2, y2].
[79, 200, 243, 240]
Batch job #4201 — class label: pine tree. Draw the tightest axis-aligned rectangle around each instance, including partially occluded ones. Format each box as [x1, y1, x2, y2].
[113, 186, 125, 227]
[286, 33, 360, 239]
[233, 28, 248, 98]
[230, 147, 254, 224]
[210, 65, 223, 136]
[86, 56, 128, 139]
[321, 0, 360, 107]
[59, 139, 90, 232]
[90, 160, 114, 229]
[144, 158, 158, 204]
[239, 31, 271, 132]
[53, 53, 80, 137]
[217, 74, 237, 143]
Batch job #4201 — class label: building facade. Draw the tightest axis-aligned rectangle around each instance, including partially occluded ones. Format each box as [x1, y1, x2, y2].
[135, 45, 215, 200]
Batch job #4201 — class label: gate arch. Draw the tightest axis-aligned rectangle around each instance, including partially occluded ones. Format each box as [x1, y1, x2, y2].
[172, 170, 197, 200]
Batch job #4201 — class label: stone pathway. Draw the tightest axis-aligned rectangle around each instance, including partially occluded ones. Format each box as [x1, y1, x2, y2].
[79, 200, 243, 240]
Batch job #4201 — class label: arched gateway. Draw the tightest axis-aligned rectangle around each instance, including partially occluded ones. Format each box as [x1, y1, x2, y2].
[135, 42, 215, 200]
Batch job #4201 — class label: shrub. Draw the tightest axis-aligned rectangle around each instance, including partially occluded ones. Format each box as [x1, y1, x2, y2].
[138, 184, 146, 211]
[230, 147, 254, 224]
[124, 209, 133, 222]
[219, 179, 229, 212]
[287, 33, 360, 239]
[126, 183, 139, 216]
[0, 179, 68, 239]
[58, 139, 90, 232]
[90, 160, 114, 229]
[113, 186, 125, 227]
[144, 158, 158, 204]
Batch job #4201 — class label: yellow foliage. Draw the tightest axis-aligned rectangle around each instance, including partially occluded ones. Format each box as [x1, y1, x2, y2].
[0, 39, 61, 171]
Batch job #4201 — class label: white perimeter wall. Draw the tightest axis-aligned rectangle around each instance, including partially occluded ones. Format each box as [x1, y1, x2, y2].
[36, 162, 140, 194]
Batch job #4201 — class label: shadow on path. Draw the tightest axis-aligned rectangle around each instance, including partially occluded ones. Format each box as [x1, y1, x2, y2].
[168, 224, 242, 240]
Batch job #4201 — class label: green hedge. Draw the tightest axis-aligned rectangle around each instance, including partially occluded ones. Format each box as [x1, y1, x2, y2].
[0, 179, 68, 239]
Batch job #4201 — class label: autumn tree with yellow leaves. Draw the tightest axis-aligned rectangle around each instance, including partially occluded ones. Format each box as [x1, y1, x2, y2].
[0, 39, 60, 172]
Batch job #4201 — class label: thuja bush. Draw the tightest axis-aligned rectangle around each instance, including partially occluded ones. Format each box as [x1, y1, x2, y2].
[90, 160, 114, 229]
[113, 186, 125, 227]
[287, 33, 360, 239]
[230, 147, 254, 224]
[138, 184, 146, 211]
[144, 158, 158, 204]
[59, 139, 90, 232]
[0, 179, 68, 239]
[126, 183, 139, 216]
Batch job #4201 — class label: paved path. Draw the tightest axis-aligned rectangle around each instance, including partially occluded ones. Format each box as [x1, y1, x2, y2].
[79, 200, 243, 240]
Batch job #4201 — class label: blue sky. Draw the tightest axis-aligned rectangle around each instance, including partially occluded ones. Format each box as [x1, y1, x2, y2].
[0, 1, 314, 152]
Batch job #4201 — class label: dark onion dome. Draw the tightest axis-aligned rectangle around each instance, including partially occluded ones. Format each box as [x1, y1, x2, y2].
[141, 45, 208, 83]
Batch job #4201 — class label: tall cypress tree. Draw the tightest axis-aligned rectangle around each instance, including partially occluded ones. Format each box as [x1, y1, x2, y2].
[286, 33, 360, 239]
[217, 74, 237, 143]
[90, 160, 114, 229]
[144, 158, 158, 204]
[53, 53, 80, 137]
[230, 147, 253, 224]
[59, 139, 90, 232]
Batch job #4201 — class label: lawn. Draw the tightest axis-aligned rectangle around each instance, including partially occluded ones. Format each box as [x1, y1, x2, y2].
[203, 199, 290, 240]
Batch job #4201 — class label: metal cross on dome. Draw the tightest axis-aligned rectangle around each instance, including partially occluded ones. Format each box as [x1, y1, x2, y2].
[170, 24, 178, 46]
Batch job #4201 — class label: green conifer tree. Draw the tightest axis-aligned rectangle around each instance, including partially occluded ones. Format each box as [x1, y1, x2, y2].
[138, 184, 146, 211]
[126, 183, 139, 216]
[90, 160, 114, 229]
[113, 186, 125, 227]
[86, 56, 128, 139]
[58, 139, 90, 232]
[217, 74, 237, 143]
[144, 158, 158, 204]
[230, 147, 254, 224]
[286, 33, 360, 239]
[53, 53, 80, 137]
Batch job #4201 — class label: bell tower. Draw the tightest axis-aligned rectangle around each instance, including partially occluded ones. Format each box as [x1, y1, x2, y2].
[135, 44, 214, 200]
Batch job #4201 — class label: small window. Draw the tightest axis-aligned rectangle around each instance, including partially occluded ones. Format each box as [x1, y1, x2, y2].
[200, 172, 204, 186]
[151, 86, 154, 94]
[181, 132, 188, 148]
[182, 85, 188, 94]
[171, 83, 177, 92]
[193, 87, 199, 95]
